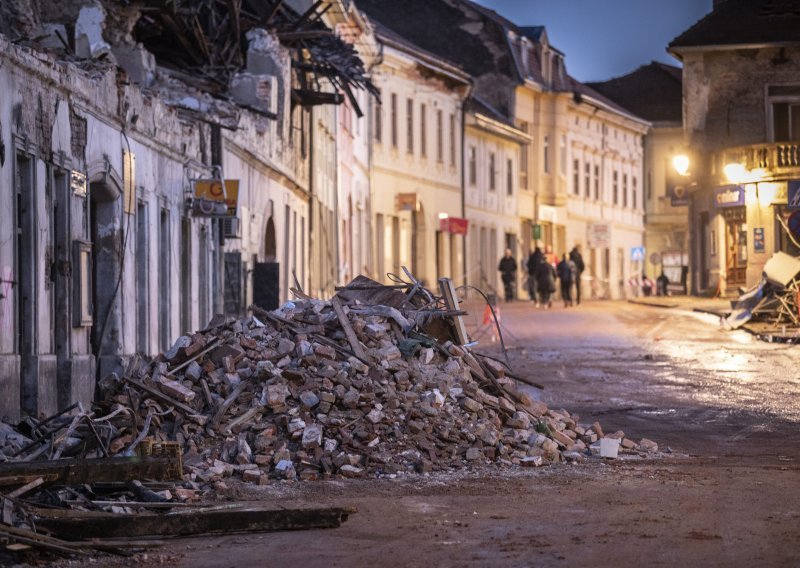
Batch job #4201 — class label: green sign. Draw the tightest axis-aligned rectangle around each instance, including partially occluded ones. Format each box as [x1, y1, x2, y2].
[532, 224, 542, 240]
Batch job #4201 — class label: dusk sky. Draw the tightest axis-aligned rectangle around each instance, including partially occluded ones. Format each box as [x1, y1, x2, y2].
[474, 0, 714, 82]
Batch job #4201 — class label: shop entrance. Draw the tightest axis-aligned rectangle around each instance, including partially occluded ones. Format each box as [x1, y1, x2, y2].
[723, 207, 747, 286]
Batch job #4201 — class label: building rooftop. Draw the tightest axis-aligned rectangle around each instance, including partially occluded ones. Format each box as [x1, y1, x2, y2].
[587, 62, 682, 124]
[669, 0, 800, 52]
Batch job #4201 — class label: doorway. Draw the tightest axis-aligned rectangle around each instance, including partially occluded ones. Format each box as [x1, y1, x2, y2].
[723, 207, 747, 286]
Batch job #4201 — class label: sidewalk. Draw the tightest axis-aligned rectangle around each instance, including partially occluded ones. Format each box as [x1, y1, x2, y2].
[628, 295, 800, 344]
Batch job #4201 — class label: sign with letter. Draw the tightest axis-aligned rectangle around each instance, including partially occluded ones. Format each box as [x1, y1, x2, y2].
[194, 179, 239, 217]
[714, 185, 745, 208]
[587, 223, 610, 248]
[396, 193, 418, 211]
[439, 217, 468, 235]
[666, 179, 689, 206]
[788, 180, 800, 210]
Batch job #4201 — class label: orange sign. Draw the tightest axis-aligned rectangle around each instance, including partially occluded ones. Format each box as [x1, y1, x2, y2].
[194, 179, 239, 216]
[396, 192, 418, 211]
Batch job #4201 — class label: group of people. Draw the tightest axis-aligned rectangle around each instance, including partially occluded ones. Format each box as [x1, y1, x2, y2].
[497, 245, 585, 308]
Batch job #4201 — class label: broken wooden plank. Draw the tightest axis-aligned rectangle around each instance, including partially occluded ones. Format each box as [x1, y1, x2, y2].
[33, 504, 354, 540]
[0, 456, 181, 487]
[211, 380, 250, 429]
[5, 477, 44, 499]
[330, 296, 367, 361]
[123, 376, 200, 419]
[222, 405, 265, 434]
[0, 524, 89, 556]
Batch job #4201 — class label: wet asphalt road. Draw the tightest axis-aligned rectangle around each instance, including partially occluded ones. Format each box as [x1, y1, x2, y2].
[490, 299, 800, 461]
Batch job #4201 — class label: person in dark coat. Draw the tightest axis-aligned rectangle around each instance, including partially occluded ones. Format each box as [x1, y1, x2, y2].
[534, 257, 556, 309]
[498, 248, 517, 302]
[569, 245, 585, 305]
[656, 272, 670, 296]
[557, 254, 576, 307]
[526, 247, 544, 305]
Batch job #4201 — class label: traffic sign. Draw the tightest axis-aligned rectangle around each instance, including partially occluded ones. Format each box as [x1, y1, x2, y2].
[789, 210, 800, 238]
[631, 247, 645, 261]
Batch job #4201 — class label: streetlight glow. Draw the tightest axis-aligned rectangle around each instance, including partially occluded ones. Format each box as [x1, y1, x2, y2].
[724, 162, 747, 184]
[672, 154, 690, 176]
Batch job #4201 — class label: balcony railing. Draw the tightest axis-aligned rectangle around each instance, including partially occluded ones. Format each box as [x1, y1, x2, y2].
[715, 142, 800, 180]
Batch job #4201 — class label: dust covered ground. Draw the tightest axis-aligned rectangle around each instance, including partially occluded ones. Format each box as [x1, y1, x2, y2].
[51, 301, 800, 567]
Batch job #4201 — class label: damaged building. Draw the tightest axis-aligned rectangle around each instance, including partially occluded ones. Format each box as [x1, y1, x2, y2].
[0, 0, 376, 421]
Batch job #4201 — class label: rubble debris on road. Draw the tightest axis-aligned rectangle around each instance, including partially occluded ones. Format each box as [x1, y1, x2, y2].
[0, 274, 658, 560]
[724, 251, 800, 331]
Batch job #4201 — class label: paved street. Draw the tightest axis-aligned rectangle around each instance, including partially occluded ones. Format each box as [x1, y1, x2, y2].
[161, 301, 800, 568]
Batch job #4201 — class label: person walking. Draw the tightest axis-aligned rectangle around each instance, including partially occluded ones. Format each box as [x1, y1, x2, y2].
[498, 248, 517, 302]
[526, 247, 544, 306]
[557, 253, 576, 307]
[569, 245, 585, 305]
[534, 255, 556, 309]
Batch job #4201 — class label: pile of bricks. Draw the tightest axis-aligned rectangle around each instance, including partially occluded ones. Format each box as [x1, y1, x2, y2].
[96, 283, 658, 485]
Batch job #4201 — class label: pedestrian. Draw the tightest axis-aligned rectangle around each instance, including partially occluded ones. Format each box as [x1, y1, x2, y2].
[656, 272, 670, 296]
[569, 245, 585, 305]
[641, 273, 654, 297]
[557, 253, 576, 307]
[544, 244, 558, 268]
[526, 247, 544, 306]
[498, 248, 517, 302]
[534, 255, 557, 309]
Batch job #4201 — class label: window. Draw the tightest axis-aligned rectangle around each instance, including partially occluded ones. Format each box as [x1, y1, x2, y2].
[420, 103, 427, 158]
[436, 109, 443, 162]
[390, 93, 398, 148]
[489, 152, 497, 191]
[768, 86, 800, 141]
[159, 208, 170, 351]
[374, 90, 382, 143]
[584, 162, 591, 198]
[632, 177, 638, 209]
[613, 171, 619, 205]
[468, 146, 477, 185]
[449, 113, 456, 166]
[506, 158, 513, 196]
[622, 173, 628, 207]
[406, 98, 414, 154]
[518, 121, 529, 189]
[573, 159, 580, 195]
[594, 165, 600, 200]
[559, 134, 567, 175]
[543, 135, 550, 174]
[646, 170, 652, 200]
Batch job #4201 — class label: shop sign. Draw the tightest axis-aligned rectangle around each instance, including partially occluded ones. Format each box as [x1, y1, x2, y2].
[587, 223, 610, 248]
[667, 181, 689, 206]
[439, 217, 468, 235]
[194, 179, 239, 217]
[753, 228, 765, 253]
[714, 184, 745, 208]
[788, 180, 800, 210]
[532, 224, 542, 240]
[396, 192, 418, 211]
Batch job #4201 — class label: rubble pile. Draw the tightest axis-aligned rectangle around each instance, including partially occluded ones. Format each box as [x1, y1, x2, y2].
[80, 278, 658, 486]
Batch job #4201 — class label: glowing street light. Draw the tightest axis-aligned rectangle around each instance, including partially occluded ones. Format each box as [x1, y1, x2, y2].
[723, 162, 747, 184]
[672, 154, 690, 177]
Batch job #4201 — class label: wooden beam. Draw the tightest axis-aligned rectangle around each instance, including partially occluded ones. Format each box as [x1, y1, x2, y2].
[33, 504, 354, 540]
[0, 456, 181, 487]
[330, 296, 367, 361]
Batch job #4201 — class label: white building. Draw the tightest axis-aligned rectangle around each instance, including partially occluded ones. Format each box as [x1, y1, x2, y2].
[367, 23, 471, 287]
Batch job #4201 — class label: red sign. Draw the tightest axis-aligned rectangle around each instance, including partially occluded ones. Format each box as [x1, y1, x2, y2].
[439, 217, 469, 235]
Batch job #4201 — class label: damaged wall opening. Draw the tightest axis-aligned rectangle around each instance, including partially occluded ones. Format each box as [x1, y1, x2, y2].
[89, 181, 122, 382]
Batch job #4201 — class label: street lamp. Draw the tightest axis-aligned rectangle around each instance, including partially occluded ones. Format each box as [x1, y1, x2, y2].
[672, 154, 690, 177]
